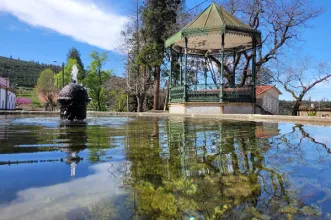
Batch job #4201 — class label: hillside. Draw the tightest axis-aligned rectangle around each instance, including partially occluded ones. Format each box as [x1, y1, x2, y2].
[0, 56, 61, 87]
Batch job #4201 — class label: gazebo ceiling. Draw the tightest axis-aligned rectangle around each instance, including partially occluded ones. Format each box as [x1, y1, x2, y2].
[172, 33, 254, 55]
[165, 3, 261, 54]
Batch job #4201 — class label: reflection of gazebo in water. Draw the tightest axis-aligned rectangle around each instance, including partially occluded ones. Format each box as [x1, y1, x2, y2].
[166, 119, 280, 204]
[165, 3, 261, 114]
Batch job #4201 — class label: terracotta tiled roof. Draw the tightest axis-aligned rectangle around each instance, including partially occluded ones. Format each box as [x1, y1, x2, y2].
[256, 85, 281, 95]
[255, 127, 279, 138]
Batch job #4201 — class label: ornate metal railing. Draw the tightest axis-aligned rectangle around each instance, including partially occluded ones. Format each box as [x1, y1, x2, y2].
[187, 84, 219, 102]
[222, 86, 255, 103]
[170, 86, 185, 102]
[170, 84, 255, 103]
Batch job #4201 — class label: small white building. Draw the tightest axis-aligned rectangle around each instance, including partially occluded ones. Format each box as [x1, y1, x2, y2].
[256, 85, 282, 115]
[0, 77, 16, 110]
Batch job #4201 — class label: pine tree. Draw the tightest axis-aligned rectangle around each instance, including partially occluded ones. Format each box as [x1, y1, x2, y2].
[141, 0, 183, 110]
[67, 47, 85, 81]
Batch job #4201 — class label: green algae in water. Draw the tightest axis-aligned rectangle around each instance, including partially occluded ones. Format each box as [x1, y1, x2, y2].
[0, 116, 331, 219]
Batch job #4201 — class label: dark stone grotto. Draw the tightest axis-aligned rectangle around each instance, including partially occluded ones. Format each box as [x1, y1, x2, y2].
[57, 83, 90, 121]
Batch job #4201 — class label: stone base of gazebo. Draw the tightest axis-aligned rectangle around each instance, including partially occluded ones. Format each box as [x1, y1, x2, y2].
[169, 102, 255, 115]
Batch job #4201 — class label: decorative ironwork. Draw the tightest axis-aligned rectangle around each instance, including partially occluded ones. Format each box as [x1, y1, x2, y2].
[170, 86, 185, 103]
[186, 84, 218, 102]
[223, 86, 254, 103]
[170, 85, 255, 103]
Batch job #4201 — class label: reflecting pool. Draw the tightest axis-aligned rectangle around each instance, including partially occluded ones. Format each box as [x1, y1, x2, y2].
[1, 115, 331, 219]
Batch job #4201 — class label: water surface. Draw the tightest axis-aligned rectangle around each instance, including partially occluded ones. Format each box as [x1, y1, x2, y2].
[0, 115, 331, 219]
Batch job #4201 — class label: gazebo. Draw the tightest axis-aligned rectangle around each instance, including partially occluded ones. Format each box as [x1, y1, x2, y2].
[165, 3, 262, 114]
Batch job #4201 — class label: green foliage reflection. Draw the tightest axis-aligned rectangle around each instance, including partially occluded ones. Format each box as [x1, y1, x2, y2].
[121, 119, 324, 219]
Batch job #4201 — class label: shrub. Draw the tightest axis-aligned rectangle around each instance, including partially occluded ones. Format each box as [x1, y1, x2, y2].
[16, 97, 32, 106]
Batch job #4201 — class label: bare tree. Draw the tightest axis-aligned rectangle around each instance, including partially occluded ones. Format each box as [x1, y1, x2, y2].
[120, 0, 152, 112]
[271, 58, 331, 116]
[211, 0, 323, 86]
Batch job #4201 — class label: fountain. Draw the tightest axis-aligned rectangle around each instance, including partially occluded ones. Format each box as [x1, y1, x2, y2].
[57, 64, 90, 121]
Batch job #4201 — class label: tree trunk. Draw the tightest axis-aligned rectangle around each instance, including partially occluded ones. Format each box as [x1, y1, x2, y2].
[164, 80, 169, 111]
[136, 95, 141, 113]
[127, 94, 129, 112]
[136, 94, 144, 113]
[153, 65, 160, 110]
[97, 92, 101, 111]
[98, 66, 102, 111]
[143, 96, 148, 112]
[292, 100, 302, 116]
[152, 119, 159, 138]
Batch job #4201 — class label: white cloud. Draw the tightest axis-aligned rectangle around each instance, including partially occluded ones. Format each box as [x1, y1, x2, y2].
[0, 0, 129, 52]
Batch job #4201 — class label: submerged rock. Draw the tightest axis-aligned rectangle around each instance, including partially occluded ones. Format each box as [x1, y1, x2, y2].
[302, 206, 321, 216]
[220, 174, 261, 198]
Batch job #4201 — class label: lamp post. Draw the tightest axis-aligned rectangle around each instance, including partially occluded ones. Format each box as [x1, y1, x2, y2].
[53, 61, 65, 88]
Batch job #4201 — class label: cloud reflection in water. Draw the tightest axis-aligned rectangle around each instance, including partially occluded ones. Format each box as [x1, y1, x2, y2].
[0, 162, 127, 220]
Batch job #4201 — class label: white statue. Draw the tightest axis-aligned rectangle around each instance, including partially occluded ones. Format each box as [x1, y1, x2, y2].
[71, 64, 78, 83]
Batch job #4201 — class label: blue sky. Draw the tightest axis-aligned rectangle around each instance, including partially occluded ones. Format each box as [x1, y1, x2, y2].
[0, 0, 330, 100]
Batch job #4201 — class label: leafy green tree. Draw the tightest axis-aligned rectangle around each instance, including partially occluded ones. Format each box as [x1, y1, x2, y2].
[84, 51, 111, 111]
[106, 76, 128, 112]
[35, 68, 58, 110]
[110, 89, 127, 112]
[54, 58, 83, 87]
[141, 0, 183, 110]
[67, 47, 85, 81]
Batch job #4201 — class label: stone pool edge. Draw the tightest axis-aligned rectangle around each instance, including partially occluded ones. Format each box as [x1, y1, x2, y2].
[1, 110, 331, 126]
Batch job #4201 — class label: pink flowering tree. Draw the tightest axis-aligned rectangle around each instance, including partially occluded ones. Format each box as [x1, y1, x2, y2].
[16, 97, 32, 107]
